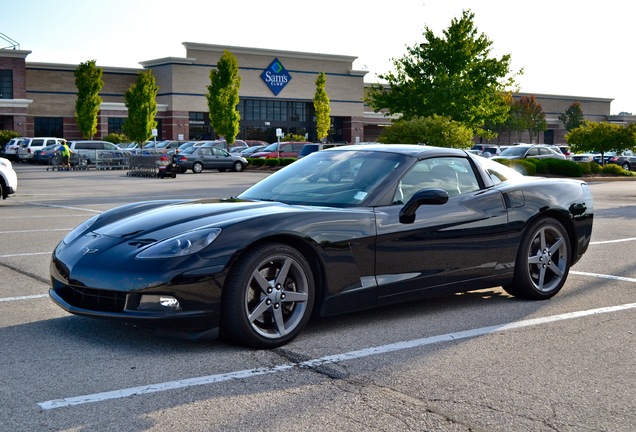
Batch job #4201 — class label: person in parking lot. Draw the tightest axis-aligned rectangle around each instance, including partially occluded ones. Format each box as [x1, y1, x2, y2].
[60, 141, 71, 170]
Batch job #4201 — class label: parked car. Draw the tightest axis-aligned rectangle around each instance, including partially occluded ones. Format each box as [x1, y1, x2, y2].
[67, 140, 126, 166]
[237, 145, 267, 157]
[298, 142, 350, 159]
[251, 141, 310, 159]
[557, 145, 572, 160]
[0, 156, 17, 200]
[245, 140, 269, 147]
[596, 150, 636, 170]
[49, 144, 594, 348]
[33, 143, 63, 164]
[470, 144, 508, 158]
[17, 137, 67, 163]
[571, 152, 600, 163]
[175, 146, 248, 173]
[496, 144, 566, 160]
[3, 137, 27, 161]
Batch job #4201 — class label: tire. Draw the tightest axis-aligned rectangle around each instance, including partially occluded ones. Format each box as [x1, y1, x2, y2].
[221, 243, 315, 348]
[622, 162, 630, 171]
[328, 169, 342, 183]
[192, 162, 203, 173]
[503, 217, 571, 300]
[233, 161, 244, 172]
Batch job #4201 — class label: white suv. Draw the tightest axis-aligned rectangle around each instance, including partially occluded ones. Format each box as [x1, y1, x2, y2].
[17, 137, 66, 163]
[3, 137, 27, 162]
[0, 157, 18, 200]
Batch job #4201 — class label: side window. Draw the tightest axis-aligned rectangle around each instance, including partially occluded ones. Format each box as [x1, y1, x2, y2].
[200, 148, 211, 156]
[393, 157, 480, 204]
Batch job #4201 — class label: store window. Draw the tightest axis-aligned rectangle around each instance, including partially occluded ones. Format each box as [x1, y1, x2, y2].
[108, 117, 125, 135]
[0, 70, 13, 99]
[34, 117, 63, 137]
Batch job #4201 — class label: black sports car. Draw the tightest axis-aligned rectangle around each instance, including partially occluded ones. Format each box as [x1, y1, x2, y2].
[49, 145, 594, 348]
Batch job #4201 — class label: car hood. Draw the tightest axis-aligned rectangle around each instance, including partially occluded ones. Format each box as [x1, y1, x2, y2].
[92, 200, 298, 240]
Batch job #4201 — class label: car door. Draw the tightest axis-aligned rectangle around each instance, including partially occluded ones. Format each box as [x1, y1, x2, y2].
[374, 157, 509, 301]
[210, 147, 233, 169]
[198, 147, 213, 169]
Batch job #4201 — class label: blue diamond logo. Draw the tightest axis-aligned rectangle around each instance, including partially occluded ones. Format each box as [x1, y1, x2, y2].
[261, 58, 292, 96]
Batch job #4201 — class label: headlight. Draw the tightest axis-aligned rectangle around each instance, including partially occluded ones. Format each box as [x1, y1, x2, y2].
[62, 214, 99, 245]
[136, 227, 222, 259]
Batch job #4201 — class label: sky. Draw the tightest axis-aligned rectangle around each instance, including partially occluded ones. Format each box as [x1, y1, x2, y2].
[1, 0, 634, 114]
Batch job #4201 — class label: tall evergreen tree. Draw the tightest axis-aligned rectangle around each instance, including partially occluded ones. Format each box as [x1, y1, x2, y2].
[365, 9, 520, 138]
[313, 72, 330, 141]
[558, 102, 585, 131]
[207, 50, 241, 148]
[74, 60, 104, 139]
[123, 70, 158, 144]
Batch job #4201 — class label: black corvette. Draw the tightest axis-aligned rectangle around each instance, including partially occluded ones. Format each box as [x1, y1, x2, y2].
[50, 144, 594, 348]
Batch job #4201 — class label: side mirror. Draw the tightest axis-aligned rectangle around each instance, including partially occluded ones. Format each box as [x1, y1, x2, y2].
[399, 189, 449, 224]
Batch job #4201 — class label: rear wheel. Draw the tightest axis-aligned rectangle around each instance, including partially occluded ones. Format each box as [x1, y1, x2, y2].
[192, 162, 203, 173]
[622, 162, 630, 171]
[503, 217, 570, 300]
[221, 243, 315, 348]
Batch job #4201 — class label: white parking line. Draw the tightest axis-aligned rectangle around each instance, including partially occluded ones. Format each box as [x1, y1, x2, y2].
[590, 237, 636, 245]
[571, 271, 636, 283]
[0, 252, 51, 258]
[0, 294, 48, 302]
[37, 302, 636, 410]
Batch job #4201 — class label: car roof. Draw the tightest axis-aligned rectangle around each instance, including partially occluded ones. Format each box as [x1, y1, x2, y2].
[325, 143, 468, 159]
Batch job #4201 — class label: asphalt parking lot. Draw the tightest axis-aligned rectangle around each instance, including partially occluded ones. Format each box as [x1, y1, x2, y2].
[1, 163, 635, 431]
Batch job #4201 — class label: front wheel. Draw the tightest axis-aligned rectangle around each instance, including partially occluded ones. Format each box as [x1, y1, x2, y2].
[503, 217, 571, 300]
[233, 161, 244, 172]
[622, 162, 630, 171]
[221, 243, 315, 348]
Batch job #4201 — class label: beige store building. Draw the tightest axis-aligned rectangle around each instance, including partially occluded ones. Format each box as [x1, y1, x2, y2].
[1, 42, 633, 145]
[1, 42, 367, 144]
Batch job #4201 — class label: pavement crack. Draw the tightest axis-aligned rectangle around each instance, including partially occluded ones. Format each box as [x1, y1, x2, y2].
[273, 347, 350, 380]
[0, 261, 49, 285]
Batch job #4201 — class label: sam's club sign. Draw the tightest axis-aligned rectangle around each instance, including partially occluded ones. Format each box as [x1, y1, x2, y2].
[261, 58, 292, 96]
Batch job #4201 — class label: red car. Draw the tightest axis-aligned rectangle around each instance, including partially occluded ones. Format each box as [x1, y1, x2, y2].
[251, 142, 309, 159]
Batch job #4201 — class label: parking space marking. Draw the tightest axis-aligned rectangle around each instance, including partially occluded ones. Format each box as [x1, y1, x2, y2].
[37, 302, 636, 410]
[590, 237, 636, 245]
[570, 271, 636, 283]
[0, 294, 48, 302]
[0, 252, 51, 258]
[0, 229, 70, 234]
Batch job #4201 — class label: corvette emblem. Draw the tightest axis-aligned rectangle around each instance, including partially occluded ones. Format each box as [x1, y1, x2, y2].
[83, 247, 99, 255]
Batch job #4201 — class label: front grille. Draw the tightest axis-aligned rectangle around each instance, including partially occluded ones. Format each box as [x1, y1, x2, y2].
[59, 285, 126, 312]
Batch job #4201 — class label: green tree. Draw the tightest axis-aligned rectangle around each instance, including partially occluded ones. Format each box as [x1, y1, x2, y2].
[517, 95, 547, 143]
[558, 102, 585, 132]
[566, 121, 636, 165]
[74, 60, 104, 139]
[378, 115, 474, 147]
[365, 9, 521, 137]
[207, 50, 241, 148]
[313, 72, 331, 141]
[123, 70, 158, 144]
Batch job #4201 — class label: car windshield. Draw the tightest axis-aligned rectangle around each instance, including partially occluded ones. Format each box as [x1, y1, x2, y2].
[498, 146, 528, 156]
[239, 150, 407, 207]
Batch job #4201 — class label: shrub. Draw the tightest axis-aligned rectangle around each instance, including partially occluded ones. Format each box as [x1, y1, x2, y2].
[579, 162, 601, 175]
[102, 133, 128, 144]
[542, 159, 584, 177]
[0, 130, 20, 146]
[280, 158, 296, 166]
[247, 157, 265, 167]
[601, 163, 630, 176]
[524, 158, 549, 174]
[264, 158, 280, 167]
